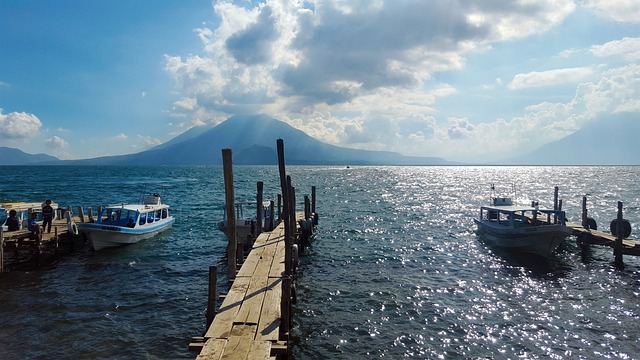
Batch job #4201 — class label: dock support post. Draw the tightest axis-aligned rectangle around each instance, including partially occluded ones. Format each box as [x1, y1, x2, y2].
[280, 276, 291, 341]
[77, 207, 85, 223]
[553, 187, 559, 223]
[581, 197, 588, 228]
[206, 266, 218, 328]
[1, 228, 4, 274]
[222, 148, 237, 281]
[277, 139, 292, 276]
[304, 195, 310, 221]
[614, 201, 624, 269]
[268, 200, 275, 231]
[312, 186, 316, 214]
[257, 181, 263, 237]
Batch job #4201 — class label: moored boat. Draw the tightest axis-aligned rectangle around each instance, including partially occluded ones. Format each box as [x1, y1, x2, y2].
[78, 194, 174, 251]
[217, 201, 277, 243]
[474, 195, 572, 257]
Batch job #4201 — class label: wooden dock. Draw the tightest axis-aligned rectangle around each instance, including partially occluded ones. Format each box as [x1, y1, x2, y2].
[1, 217, 84, 272]
[566, 221, 640, 256]
[192, 216, 296, 359]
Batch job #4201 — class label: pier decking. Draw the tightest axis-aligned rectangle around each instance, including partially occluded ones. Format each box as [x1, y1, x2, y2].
[1, 217, 84, 272]
[192, 216, 295, 359]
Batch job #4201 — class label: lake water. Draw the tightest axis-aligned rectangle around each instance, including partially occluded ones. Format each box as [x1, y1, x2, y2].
[0, 166, 639, 359]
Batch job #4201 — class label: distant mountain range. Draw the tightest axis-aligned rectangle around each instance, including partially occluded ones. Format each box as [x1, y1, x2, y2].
[0, 147, 58, 165]
[2, 114, 639, 166]
[507, 113, 640, 165]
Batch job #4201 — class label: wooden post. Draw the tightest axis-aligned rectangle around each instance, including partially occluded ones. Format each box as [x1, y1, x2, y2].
[269, 200, 275, 231]
[280, 276, 291, 340]
[277, 139, 292, 276]
[614, 201, 624, 269]
[206, 266, 218, 328]
[277, 194, 282, 224]
[256, 181, 263, 237]
[581, 196, 588, 229]
[222, 148, 237, 281]
[558, 199, 564, 225]
[87, 207, 94, 223]
[311, 186, 316, 214]
[77, 206, 85, 223]
[0, 232, 4, 273]
[553, 186, 559, 224]
[304, 195, 310, 221]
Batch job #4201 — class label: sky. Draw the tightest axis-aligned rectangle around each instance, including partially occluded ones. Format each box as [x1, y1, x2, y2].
[1, 0, 639, 163]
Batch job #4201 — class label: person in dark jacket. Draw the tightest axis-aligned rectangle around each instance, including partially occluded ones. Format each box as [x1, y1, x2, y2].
[6, 209, 20, 231]
[42, 199, 54, 233]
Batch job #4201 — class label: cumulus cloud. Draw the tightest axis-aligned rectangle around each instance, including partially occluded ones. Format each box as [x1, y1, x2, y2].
[508, 67, 594, 90]
[130, 135, 162, 152]
[591, 37, 640, 62]
[44, 136, 68, 149]
[165, 0, 576, 118]
[585, 0, 640, 23]
[0, 110, 42, 138]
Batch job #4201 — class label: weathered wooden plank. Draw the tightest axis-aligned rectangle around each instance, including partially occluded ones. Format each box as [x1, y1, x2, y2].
[204, 276, 251, 339]
[234, 273, 269, 325]
[256, 277, 282, 342]
[236, 245, 264, 278]
[269, 235, 285, 279]
[247, 340, 272, 360]
[221, 324, 257, 360]
[195, 338, 226, 360]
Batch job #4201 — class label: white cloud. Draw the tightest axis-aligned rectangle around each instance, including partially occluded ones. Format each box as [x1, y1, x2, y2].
[130, 135, 162, 152]
[585, 0, 640, 23]
[165, 0, 576, 116]
[0, 110, 42, 138]
[112, 133, 128, 141]
[508, 67, 594, 90]
[44, 136, 68, 149]
[591, 37, 640, 62]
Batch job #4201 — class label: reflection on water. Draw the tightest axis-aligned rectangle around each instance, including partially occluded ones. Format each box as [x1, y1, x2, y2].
[0, 166, 639, 359]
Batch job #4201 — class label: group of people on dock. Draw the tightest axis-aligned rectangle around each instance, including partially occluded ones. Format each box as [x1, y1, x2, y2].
[4, 199, 55, 236]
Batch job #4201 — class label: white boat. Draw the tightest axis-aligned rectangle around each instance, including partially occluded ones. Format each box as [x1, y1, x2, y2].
[217, 201, 277, 243]
[474, 196, 572, 257]
[78, 194, 174, 251]
[1, 201, 60, 232]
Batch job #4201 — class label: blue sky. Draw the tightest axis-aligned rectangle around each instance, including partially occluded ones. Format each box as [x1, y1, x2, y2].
[1, 0, 639, 162]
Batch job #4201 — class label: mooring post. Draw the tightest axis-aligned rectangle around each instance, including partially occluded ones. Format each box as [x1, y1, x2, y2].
[280, 276, 291, 341]
[277, 139, 292, 276]
[614, 201, 624, 269]
[269, 200, 275, 231]
[257, 181, 263, 237]
[553, 187, 559, 224]
[311, 186, 316, 214]
[77, 206, 85, 223]
[581, 196, 588, 229]
[206, 266, 218, 328]
[222, 148, 237, 281]
[1, 228, 4, 274]
[304, 195, 310, 221]
[277, 194, 282, 225]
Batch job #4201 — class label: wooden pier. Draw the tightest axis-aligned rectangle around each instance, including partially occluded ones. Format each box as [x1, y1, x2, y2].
[191, 215, 301, 359]
[191, 139, 318, 359]
[0, 216, 84, 272]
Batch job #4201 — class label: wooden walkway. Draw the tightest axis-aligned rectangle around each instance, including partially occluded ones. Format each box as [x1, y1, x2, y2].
[566, 221, 640, 256]
[194, 218, 291, 359]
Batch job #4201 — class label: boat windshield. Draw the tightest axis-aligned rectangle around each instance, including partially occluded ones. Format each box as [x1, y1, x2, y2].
[99, 208, 139, 227]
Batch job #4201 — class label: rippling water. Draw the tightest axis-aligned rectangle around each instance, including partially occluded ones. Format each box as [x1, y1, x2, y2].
[1, 166, 639, 359]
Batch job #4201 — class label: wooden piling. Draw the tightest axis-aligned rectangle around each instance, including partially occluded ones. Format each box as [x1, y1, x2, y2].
[77, 207, 85, 223]
[256, 181, 263, 238]
[312, 186, 316, 214]
[1, 228, 4, 274]
[615, 202, 624, 269]
[206, 266, 218, 328]
[222, 148, 237, 281]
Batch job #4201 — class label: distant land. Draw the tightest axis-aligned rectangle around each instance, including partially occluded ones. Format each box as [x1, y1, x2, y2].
[1, 114, 638, 166]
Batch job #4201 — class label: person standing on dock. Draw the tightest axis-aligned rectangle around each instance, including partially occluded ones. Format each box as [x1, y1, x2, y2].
[42, 199, 54, 233]
[6, 209, 20, 231]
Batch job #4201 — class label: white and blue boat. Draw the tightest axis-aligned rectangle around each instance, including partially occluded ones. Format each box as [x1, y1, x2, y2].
[78, 194, 174, 251]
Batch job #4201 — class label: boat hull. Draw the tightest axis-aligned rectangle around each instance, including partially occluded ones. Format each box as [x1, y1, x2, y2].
[217, 219, 256, 244]
[79, 218, 175, 251]
[474, 219, 571, 257]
